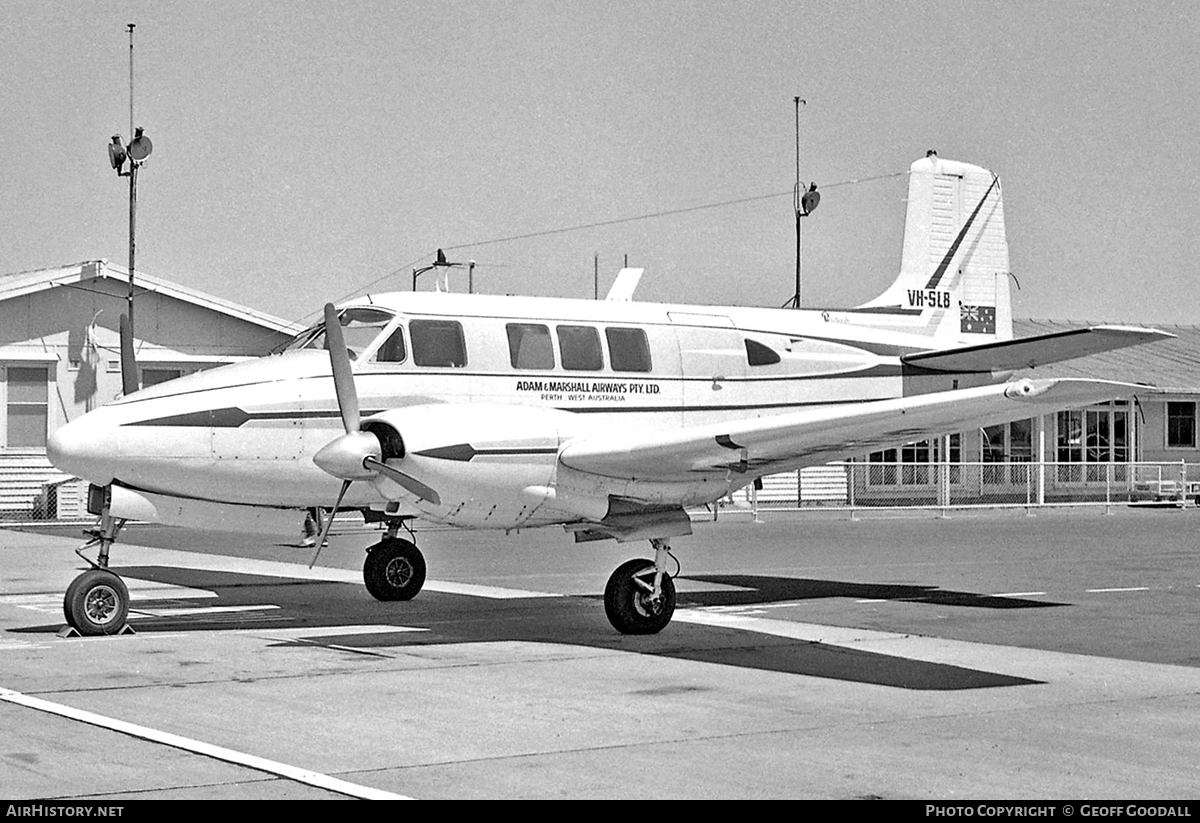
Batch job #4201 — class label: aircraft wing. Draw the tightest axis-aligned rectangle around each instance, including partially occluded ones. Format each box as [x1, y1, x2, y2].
[559, 378, 1146, 480]
[902, 325, 1173, 373]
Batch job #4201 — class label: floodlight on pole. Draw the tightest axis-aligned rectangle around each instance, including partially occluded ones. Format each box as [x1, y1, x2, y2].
[104, 23, 152, 393]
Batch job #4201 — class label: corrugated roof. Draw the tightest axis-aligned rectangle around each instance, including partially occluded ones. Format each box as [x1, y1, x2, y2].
[1013, 319, 1200, 394]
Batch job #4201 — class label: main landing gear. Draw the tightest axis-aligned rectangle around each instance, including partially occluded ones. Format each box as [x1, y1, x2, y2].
[604, 537, 677, 635]
[63, 508, 133, 636]
[363, 520, 426, 602]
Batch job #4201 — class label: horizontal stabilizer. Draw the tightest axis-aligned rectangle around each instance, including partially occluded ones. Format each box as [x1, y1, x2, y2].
[902, 326, 1173, 373]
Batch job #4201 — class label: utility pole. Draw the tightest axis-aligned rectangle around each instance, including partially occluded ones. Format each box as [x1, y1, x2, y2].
[787, 97, 819, 309]
[106, 24, 152, 394]
[127, 23, 136, 335]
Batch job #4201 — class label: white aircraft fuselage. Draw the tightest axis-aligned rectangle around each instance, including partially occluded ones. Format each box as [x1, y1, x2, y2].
[50, 292, 967, 532]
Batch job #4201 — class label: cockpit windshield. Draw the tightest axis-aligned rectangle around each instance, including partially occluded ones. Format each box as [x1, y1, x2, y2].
[276, 307, 397, 362]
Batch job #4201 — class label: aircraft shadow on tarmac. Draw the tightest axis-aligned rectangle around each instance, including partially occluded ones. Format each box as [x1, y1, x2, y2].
[678, 574, 1067, 610]
[14, 565, 1045, 691]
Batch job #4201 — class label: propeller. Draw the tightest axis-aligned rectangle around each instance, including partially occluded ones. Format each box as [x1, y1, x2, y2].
[308, 303, 439, 567]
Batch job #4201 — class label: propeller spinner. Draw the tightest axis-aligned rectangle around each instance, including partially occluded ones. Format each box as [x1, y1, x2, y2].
[309, 303, 440, 566]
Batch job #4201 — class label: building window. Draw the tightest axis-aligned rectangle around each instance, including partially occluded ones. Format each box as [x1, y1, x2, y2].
[5, 366, 48, 449]
[867, 435, 960, 486]
[1057, 403, 1131, 481]
[982, 420, 1032, 485]
[1167, 401, 1196, 449]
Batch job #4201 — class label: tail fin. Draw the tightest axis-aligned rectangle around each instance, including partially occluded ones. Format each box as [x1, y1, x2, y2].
[855, 153, 1013, 343]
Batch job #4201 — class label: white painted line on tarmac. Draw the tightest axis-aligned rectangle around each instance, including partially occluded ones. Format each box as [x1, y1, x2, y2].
[993, 591, 1047, 598]
[675, 609, 913, 646]
[1086, 587, 1151, 593]
[0, 685, 411, 800]
[422, 580, 562, 599]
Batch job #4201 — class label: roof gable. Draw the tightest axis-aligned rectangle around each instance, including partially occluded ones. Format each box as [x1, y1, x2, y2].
[0, 260, 300, 334]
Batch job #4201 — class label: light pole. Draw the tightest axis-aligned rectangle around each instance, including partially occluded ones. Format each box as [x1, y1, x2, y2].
[106, 23, 152, 394]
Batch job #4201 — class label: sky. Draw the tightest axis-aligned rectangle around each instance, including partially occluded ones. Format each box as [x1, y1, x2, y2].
[2, 1, 1198, 329]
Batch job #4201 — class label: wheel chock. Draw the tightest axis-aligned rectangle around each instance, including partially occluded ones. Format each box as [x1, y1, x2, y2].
[56, 624, 136, 639]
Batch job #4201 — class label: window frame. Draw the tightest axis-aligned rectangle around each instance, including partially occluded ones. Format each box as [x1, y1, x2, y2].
[556, 325, 603, 372]
[1166, 401, 1196, 450]
[605, 327, 653, 373]
[410, 319, 468, 368]
[3, 364, 51, 451]
[506, 323, 555, 370]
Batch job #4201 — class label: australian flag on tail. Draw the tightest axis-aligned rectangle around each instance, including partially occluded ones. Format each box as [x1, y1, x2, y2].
[960, 304, 996, 334]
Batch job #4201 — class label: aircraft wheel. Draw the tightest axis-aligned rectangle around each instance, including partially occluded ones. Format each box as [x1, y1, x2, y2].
[63, 569, 130, 636]
[363, 538, 426, 601]
[604, 559, 676, 635]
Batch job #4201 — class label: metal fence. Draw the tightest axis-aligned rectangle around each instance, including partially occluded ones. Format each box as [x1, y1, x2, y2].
[703, 460, 1200, 521]
[2, 460, 1198, 527]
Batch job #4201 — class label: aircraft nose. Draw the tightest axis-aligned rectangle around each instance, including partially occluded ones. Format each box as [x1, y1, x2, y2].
[47, 414, 117, 486]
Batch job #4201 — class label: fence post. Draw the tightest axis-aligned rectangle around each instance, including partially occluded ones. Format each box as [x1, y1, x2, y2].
[848, 462, 859, 521]
[1105, 462, 1112, 515]
[938, 443, 947, 519]
[1026, 463, 1033, 516]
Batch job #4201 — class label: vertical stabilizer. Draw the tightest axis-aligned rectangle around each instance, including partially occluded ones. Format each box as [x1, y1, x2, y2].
[857, 154, 1012, 342]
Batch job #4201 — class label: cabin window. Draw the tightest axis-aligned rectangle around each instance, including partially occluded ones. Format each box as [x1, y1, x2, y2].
[506, 323, 555, 370]
[557, 325, 603, 371]
[605, 327, 652, 372]
[1167, 401, 1196, 449]
[5, 366, 48, 449]
[745, 339, 781, 366]
[373, 327, 407, 363]
[411, 319, 467, 367]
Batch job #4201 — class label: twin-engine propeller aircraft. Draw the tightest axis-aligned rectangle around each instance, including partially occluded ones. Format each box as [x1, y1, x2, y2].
[48, 154, 1169, 636]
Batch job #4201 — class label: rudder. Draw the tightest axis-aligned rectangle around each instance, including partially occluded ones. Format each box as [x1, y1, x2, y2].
[856, 152, 1013, 343]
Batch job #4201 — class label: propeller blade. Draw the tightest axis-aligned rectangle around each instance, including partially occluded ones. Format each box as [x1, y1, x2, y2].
[119, 313, 138, 396]
[364, 456, 441, 506]
[308, 480, 352, 569]
[323, 303, 359, 434]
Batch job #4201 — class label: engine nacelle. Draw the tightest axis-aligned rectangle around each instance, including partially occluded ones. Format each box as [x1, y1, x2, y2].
[358, 403, 577, 521]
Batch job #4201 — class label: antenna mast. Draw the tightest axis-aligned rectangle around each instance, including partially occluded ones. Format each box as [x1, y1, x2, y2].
[127, 24, 136, 335]
[789, 97, 805, 309]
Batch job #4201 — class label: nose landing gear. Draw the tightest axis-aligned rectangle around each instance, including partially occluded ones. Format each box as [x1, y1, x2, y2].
[63, 505, 134, 636]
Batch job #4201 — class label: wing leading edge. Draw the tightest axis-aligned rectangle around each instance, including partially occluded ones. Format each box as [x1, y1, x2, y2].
[559, 378, 1146, 480]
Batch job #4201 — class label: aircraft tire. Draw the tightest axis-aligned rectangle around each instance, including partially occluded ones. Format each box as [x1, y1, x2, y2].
[63, 569, 130, 636]
[604, 559, 676, 635]
[363, 538, 426, 601]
